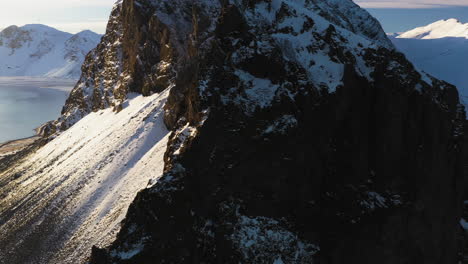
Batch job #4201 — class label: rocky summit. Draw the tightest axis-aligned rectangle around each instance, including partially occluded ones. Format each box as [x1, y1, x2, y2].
[0, 0, 467, 263]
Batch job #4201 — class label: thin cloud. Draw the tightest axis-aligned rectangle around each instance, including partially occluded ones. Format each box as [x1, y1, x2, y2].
[355, 0, 468, 8]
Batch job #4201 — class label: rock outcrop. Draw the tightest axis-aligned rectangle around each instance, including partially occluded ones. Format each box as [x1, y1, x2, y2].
[54, 0, 465, 263]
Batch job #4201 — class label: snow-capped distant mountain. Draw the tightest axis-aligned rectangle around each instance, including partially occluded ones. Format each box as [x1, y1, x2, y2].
[0, 24, 101, 79]
[391, 19, 468, 104]
[397, 18, 468, 39]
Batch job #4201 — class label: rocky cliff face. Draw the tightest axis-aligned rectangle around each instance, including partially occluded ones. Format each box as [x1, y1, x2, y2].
[40, 0, 465, 263]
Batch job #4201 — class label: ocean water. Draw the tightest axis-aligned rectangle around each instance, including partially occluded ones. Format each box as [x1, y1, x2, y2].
[0, 81, 72, 143]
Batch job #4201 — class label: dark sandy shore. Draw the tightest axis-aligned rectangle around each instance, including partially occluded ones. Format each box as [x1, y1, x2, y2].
[0, 136, 40, 158]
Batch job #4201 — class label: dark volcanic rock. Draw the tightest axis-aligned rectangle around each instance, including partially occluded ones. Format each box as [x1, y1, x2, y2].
[43, 0, 466, 263]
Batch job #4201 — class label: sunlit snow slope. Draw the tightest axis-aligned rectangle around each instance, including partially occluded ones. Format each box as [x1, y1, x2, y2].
[392, 19, 468, 104]
[0, 89, 170, 264]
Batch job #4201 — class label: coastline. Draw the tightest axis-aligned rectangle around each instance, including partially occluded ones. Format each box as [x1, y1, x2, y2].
[0, 76, 76, 92]
[0, 76, 75, 144]
[0, 136, 40, 157]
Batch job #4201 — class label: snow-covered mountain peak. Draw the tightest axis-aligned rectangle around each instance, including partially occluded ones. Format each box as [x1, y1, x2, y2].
[391, 19, 468, 106]
[0, 24, 101, 79]
[0, 25, 34, 50]
[75, 29, 100, 38]
[65, 30, 102, 59]
[303, 0, 394, 48]
[21, 24, 67, 34]
[0, 24, 69, 49]
[138, 0, 393, 50]
[46, 0, 398, 134]
[397, 18, 468, 39]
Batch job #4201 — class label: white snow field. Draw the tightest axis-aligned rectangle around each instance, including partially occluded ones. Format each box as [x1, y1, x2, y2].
[392, 19, 468, 105]
[0, 89, 170, 263]
[0, 24, 100, 79]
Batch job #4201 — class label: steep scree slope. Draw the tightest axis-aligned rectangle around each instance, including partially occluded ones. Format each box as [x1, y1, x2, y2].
[0, 91, 170, 264]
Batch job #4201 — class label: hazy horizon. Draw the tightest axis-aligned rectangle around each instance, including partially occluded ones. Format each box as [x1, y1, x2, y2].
[0, 1, 467, 35]
[0, 0, 115, 34]
[356, 0, 468, 9]
[0, 24, 103, 35]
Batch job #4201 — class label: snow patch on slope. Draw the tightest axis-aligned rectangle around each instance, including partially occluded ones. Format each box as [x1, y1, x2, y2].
[234, 69, 280, 110]
[0, 89, 170, 263]
[231, 214, 320, 263]
[234, 0, 392, 94]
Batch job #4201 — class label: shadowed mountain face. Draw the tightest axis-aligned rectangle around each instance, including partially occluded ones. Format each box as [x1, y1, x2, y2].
[80, 0, 464, 263]
[392, 20, 468, 262]
[0, 0, 467, 263]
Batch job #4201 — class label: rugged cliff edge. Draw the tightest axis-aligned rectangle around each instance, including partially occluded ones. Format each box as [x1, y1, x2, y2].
[0, 0, 466, 263]
[79, 0, 465, 263]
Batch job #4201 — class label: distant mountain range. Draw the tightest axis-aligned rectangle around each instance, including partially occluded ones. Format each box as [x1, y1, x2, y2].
[397, 18, 468, 39]
[0, 24, 101, 79]
[391, 19, 468, 104]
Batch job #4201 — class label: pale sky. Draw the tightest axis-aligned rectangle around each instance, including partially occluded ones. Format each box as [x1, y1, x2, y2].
[0, 0, 116, 34]
[1, 0, 467, 34]
[355, 0, 468, 8]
